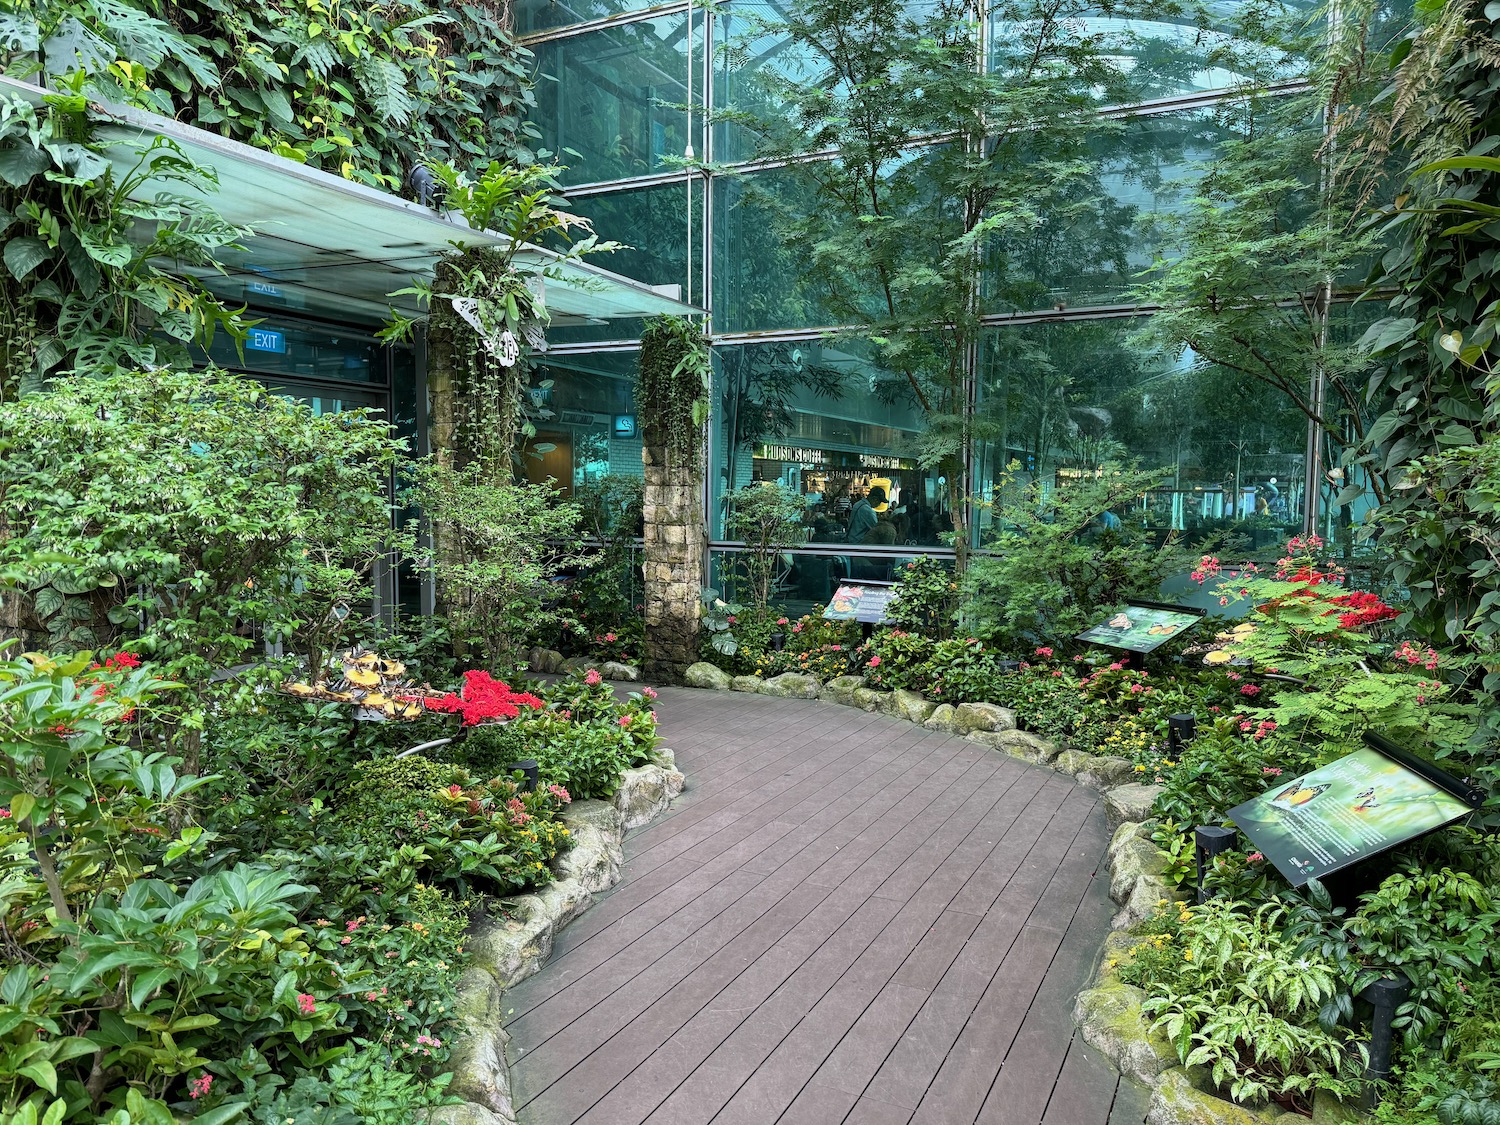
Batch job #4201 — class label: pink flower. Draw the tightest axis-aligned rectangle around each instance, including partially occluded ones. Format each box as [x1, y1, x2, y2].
[618, 714, 632, 727]
[1129, 683, 1143, 693]
[188, 1074, 212, 1100]
[643, 687, 658, 700]
[585, 669, 602, 686]
[604, 633, 617, 642]
[340, 936, 352, 945]
[548, 783, 571, 803]
[297, 993, 317, 1016]
[1034, 647, 1053, 658]
[1247, 852, 1265, 863]
[1052, 670, 1064, 678]
[868, 655, 882, 668]
[776, 618, 789, 626]
[1261, 766, 1282, 775]
[1108, 662, 1123, 672]
[1240, 683, 1261, 697]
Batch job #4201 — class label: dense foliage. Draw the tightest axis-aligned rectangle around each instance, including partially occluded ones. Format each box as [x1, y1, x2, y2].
[3, 0, 540, 190]
[0, 86, 248, 397]
[0, 367, 402, 768]
[636, 315, 711, 473]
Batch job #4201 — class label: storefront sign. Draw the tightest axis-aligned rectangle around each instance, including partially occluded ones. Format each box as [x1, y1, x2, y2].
[1076, 600, 1203, 654]
[1228, 736, 1481, 887]
[823, 584, 896, 624]
[755, 444, 917, 471]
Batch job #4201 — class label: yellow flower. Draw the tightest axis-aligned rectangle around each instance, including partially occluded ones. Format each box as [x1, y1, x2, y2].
[1183, 949, 1194, 961]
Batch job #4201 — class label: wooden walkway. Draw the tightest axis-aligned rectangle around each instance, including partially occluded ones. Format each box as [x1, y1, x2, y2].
[504, 687, 1149, 1125]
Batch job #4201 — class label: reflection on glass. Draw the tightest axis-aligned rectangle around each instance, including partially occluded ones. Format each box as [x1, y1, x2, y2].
[710, 548, 933, 611]
[712, 340, 946, 545]
[531, 13, 696, 185]
[572, 179, 704, 304]
[527, 351, 644, 494]
[516, 0, 667, 36]
[988, 109, 1233, 313]
[201, 318, 385, 385]
[974, 320, 1307, 546]
[987, 0, 1315, 102]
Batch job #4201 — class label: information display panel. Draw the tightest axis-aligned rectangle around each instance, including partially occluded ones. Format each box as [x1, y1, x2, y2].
[1077, 600, 1204, 655]
[1228, 737, 1481, 887]
[823, 584, 896, 625]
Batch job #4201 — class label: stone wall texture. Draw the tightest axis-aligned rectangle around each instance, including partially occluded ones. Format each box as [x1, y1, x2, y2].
[642, 446, 704, 684]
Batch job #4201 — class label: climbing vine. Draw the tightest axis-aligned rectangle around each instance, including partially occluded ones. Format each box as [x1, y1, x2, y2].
[636, 314, 711, 472]
[0, 79, 247, 398]
[382, 160, 617, 474]
[2, 0, 539, 191]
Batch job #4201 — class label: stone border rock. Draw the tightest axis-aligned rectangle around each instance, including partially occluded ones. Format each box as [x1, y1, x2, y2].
[430, 752, 685, 1125]
[680, 661, 1311, 1125]
[525, 647, 640, 682]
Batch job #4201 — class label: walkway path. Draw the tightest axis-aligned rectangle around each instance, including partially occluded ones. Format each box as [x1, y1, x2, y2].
[504, 687, 1149, 1125]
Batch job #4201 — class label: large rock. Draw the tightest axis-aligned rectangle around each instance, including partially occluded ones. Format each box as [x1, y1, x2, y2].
[1113, 873, 1184, 930]
[1078, 755, 1136, 791]
[968, 728, 1059, 764]
[851, 687, 890, 712]
[1054, 749, 1094, 776]
[428, 1103, 517, 1125]
[891, 689, 937, 725]
[923, 703, 956, 732]
[1110, 837, 1172, 905]
[819, 675, 865, 704]
[762, 672, 820, 699]
[445, 967, 516, 1120]
[600, 661, 639, 682]
[560, 656, 598, 675]
[953, 701, 1017, 734]
[1311, 1091, 1361, 1124]
[731, 675, 764, 693]
[615, 762, 686, 831]
[1147, 1067, 1281, 1125]
[1074, 980, 1178, 1084]
[1109, 819, 1150, 861]
[1105, 783, 1164, 828]
[684, 662, 733, 690]
[551, 808, 624, 893]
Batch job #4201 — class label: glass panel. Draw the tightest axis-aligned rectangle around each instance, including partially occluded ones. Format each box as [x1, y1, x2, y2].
[547, 178, 704, 345]
[530, 12, 696, 186]
[711, 340, 947, 545]
[974, 320, 1310, 549]
[988, 108, 1233, 314]
[201, 316, 387, 384]
[989, 0, 1317, 105]
[516, 0, 677, 37]
[527, 350, 644, 493]
[709, 548, 933, 614]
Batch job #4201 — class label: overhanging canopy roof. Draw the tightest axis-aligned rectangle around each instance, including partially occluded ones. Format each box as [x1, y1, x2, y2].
[0, 76, 700, 325]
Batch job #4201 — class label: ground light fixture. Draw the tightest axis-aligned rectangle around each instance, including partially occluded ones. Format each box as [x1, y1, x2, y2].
[1193, 824, 1238, 903]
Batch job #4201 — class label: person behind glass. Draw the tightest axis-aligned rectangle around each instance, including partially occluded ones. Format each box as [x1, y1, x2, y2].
[1094, 508, 1122, 532]
[848, 485, 885, 543]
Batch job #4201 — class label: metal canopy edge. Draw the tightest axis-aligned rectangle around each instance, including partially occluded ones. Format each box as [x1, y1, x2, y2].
[0, 75, 702, 325]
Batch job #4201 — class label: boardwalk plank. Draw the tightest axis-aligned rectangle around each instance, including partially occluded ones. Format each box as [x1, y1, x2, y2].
[503, 687, 1119, 1125]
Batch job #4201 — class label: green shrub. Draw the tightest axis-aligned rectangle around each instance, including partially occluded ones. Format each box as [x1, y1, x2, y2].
[964, 462, 1181, 648]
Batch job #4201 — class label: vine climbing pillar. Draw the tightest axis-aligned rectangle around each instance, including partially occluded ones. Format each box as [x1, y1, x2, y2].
[637, 316, 711, 684]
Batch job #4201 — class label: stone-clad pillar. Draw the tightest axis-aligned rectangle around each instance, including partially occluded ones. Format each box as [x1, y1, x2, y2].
[641, 446, 704, 683]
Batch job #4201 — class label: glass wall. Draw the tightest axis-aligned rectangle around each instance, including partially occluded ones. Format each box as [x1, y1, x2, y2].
[974, 320, 1309, 547]
[530, 11, 699, 186]
[712, 339, 946, 546]
[528, 350, 644, 493]
[519, 0, 1378, 563]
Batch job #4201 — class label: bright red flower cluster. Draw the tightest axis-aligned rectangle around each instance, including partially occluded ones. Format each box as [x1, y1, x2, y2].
[423, 670, 544, 726]
[1326, 590, 1398, 631]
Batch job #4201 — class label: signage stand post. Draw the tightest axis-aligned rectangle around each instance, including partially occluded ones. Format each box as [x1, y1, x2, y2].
[1361, 974, 1411, 1108]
